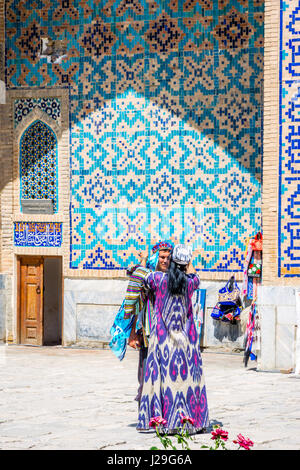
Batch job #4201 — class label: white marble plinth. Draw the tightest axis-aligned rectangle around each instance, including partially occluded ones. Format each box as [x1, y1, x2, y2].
[63, 279, 128, 346]
[257, 286, 297, 372]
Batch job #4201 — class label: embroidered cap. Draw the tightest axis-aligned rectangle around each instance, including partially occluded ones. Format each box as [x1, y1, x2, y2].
[151, 240, 174, 254]
[172, 244, 193, 265]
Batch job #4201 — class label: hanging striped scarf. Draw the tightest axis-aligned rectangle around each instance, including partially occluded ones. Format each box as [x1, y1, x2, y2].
[124, 266, 151, 320]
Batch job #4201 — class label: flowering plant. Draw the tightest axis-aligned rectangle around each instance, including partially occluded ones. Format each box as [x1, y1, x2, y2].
[233, 433, 254, 450]
[180, 414, 195, 426]
[149, 420, 254, 451]
[149, 414, 194, 451]
[149, 417, 167, 428]
[211, 427, 228, 441]
[201, 425, 254, 450]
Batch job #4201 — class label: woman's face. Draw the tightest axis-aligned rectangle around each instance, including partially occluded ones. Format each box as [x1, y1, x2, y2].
[157, 250, 171, 272]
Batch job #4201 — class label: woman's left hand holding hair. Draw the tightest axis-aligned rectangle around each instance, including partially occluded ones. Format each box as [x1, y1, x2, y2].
[186, 260, 196, 274]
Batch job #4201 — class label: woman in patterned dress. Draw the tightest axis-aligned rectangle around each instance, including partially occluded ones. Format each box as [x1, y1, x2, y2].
[137, 245, 209, 434]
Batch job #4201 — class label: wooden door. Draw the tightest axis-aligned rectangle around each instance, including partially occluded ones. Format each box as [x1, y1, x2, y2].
[19, 257, 44, 345]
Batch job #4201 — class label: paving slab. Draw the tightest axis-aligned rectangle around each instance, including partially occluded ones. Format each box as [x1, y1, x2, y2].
[0, 344, 299, 450]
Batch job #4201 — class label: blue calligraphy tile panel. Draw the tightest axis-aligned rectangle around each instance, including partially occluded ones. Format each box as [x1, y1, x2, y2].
[5, 0, 264, 272]
[14, 222, 62, 247]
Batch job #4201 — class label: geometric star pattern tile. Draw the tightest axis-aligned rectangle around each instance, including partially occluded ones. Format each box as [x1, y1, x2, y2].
[20, 120, 58, 212]
[5, 0, 264, 272]
[14, 97, 61, 127]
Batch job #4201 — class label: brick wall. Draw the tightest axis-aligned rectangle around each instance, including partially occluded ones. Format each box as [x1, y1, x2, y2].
[0, 0, 4, 82]
[263, 0, 300, 286]
[0, 0, 12, 274]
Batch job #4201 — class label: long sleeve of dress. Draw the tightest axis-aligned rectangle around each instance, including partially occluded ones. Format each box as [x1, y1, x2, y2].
[124, 266, 151, 319]
[187, 273, 201, 292]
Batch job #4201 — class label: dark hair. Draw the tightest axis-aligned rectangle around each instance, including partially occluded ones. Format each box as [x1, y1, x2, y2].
[167, 260, 187, 296]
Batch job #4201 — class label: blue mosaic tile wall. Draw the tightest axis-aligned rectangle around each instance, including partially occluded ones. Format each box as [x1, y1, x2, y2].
[279, 0, 300, 277]
[5, 0, 264, 272]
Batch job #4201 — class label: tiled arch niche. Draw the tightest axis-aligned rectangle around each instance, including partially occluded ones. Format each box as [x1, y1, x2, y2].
[8, 88, 70, 272]
[19, 119, 58, 213]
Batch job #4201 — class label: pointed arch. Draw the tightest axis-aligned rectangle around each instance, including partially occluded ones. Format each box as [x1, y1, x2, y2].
[19, 119, 58, 213]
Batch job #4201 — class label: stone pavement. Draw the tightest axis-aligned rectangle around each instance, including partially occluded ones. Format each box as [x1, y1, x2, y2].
[0, 344, 299, 450]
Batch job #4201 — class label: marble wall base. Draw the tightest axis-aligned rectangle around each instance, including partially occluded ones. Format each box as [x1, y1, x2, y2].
[0, 274, 12, 342]
[63, 278, 245, 350]
[257, 286, 298, 372]
[63, 278, 127, 347]
[0, 80, 5, 104]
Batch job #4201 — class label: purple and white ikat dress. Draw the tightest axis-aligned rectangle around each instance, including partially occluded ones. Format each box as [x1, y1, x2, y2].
[137, 271, 209, 434]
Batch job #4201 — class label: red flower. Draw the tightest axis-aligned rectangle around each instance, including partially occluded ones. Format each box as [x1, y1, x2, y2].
[180, 414, 195, 426]
[149, 416, 167, 428]
[233, 434, 254, 450]
[211, 427, 228, 441]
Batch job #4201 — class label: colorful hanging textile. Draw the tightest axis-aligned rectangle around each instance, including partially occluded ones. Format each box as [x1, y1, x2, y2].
[242, 232, 263, 300]
[124, 266, 150, 319]
[251, 304, 261, 358]
[211, 277, 241, 324]
[243, 302, 257, 367]
[193, 289, 206, 343]
[109, 300, 134, 361]
[242, 237, 253, 298]
[110, 266, 150, 361]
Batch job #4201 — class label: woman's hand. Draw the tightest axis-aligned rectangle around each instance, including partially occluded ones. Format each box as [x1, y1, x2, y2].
[138, 249, 148, 267]
[186, 260, 196, 274]
[128, 326, 142, 349]
[128, 321, 142, 350]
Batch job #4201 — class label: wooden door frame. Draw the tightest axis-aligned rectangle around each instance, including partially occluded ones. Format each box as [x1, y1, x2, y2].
[17, 255, 63, 345]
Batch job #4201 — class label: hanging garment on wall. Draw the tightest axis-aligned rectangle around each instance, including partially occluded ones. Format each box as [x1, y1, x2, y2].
[243, 302, 257, 367]
[211, 277, 241, 324]
[250, 232, 263, 252]
[251, 306, 261, 357]
[218, 277, 241, 303]
[240, 305, 252, 333]
[242, 232, 263, 298]
[247, 262, 262, 278]
[109, 300, 134, 361]
[211, 301, 241, 324]
[242, 238, 254, 297]
[248, 247, 262, 279]
[247, 276, 254, 299]
[193, 289, 206, 343]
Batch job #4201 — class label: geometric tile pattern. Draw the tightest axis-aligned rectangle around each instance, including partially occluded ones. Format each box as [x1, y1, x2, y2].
[279, 0, 300, 276]
[14, 97, 61, 127]
[14, 222, 62, 247]
[20, 120, 58, 212]
[5, 0, 264, 272]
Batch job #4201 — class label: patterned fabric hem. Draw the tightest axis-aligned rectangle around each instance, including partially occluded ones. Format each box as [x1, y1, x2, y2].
[136, 426, 208, 436]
